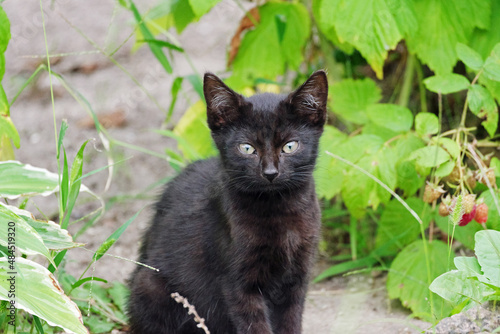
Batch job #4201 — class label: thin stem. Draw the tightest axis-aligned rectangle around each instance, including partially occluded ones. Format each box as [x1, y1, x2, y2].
[397, 53, 415, 107]
[415, 57, 428, 113]
[350, 216, 357, 261]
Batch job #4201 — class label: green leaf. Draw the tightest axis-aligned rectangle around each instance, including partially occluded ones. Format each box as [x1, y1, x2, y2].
[375, 198, 431, 255]
[469, 0, 500, 60]
[406, 0, 490, 75]
[85, 316, 115, 334]
[0, 6, 11, 82]
[396, 161, 424, 197]
[71, 277, 108, 291]
[454, 257, 483, 278]
[478, 190, 500, 230]
[0, 161, 59, 199]
[188, 0, 221, 18]
[387, 240, 454, 322]
[475, 230, 500, 287]
[315, 0, 405, 79]
[312, 0, 354, 54]
[491, 157, 500, 177]
[483, 43, 500, 82]
[108, 282, 129, 314]
[92, 208, 144, 262]
[434, 160, 455, 178]
[409, 145, 450, 168]
[314, 126, 348, 200]
[0, 258, 88, 334]
[429, 270, 495, 309]
[456, 43, 484, 71]
[314, 256, 378, 282]
[467, 84, 498, 137]
[366, 104, 413, 132]
[432, 137, 460, 160]
[423, 74, 470, 94]
[341, 155, 377, 218]
[329, 78, 381, 124]
[168, 77, 183, 121]
[231, 3, 310, 84]
[415, 112, 439, 136]
[140, 38, 184, 52]
[172, 100, 217, 160]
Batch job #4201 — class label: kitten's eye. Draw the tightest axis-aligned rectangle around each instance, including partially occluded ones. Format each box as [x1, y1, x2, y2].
[239, 143, 256, 155]
[282, 141, 299, 154]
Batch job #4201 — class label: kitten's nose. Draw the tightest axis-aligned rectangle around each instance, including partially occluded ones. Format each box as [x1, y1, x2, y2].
[263, 166, 279, 182]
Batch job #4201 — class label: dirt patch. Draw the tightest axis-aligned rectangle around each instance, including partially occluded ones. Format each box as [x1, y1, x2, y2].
[3, 1, 430, 333]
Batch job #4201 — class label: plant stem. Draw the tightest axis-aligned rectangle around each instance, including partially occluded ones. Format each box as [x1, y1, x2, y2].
[350, 215, 357, 261]
[397, 53, 415, 107]
[414, 57, 427, 113]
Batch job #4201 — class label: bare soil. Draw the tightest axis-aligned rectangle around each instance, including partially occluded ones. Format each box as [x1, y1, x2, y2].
[3, 0, 431, 333]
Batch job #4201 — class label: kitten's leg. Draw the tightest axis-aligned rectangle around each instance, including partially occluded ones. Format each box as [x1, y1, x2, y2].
[269, 280, 307, 334]
[222, 281, 274, 334]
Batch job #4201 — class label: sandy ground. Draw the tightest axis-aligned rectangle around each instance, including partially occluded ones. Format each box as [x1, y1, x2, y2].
[3, 0, 431, 332]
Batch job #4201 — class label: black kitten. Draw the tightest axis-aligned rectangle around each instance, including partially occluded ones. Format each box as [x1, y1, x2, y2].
[128, 71, 328, 334]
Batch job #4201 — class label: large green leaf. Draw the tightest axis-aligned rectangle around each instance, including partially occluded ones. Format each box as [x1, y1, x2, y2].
[415, 112, 439, 137]
[0, 257, 88, 334]
[423, 74, 470, 94]
[312, 0, 354, 54]
[467, 84, 498, 137]
[314, 126, 348, 200]
[314, 0, 405, 78]
[231, 3, 310, 85]
[387, 240, 454, 322]
[11, 207, 83, 251]
[0, 204, 53, 264]
[406, 0, 490, 75]
[366, 104, 413, 132]
[0, 161, 58, 199]
[483, 43, 500, 82]
[475, 230, 500, 287]
[329, 78, 381, 124]
[375, 198, 431, 255]
[469, 0, 500, 60]
[172, 100, 217, 161]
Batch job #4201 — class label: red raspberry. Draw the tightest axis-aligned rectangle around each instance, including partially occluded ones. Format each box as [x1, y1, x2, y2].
[474, 203, 488, 224]
[458, 205, 476, 226]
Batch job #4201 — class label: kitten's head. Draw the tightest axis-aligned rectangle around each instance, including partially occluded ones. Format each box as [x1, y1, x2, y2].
[203, 71, 328, 194]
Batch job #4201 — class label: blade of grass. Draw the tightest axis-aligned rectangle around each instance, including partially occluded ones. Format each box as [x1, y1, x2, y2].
[139, 38, 184, 52]
[168, 76, 183, 121]
[129, 0, 173, 73]
[33, 315, 45, 333]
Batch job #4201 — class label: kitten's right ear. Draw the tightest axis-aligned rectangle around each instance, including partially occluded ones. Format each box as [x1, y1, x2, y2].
[204, 73, 242, 131]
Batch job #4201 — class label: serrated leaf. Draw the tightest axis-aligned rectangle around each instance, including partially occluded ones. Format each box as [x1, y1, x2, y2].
[341, 155, 377, 218]
[366, 104, 413, 132]
[172, 100, 217, 160]
[0, 257, 88, 334]
[231, 3, 310, 85]
[312, 0, 354, 54]
[423, 74, 470, 94]
[315, 0, 404, 79]
[483, 43, 500, 82]
[409, 145, 450, 168]
[475, 230, 500, 287]
[0, 161, 59, 199]
[375, 198, 431, 255]
[329, 78, 381, 124]
[415, 112, 439, 136]
[467, 84, 498, 137]
[387, 240, 453, 322]
[406, 0, 490, 75]
[435, 160, 455, 178]
[456, 43, 484, 71]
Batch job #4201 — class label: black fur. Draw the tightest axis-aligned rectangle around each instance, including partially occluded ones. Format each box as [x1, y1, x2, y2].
[128, 71, 328, 334]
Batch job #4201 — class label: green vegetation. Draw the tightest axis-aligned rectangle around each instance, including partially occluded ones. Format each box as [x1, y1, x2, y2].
[1, 0, 500, 332]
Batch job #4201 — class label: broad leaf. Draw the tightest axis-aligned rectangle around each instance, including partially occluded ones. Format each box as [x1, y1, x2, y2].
[467, 84, 498, 137]
[375, 198, 431, 255]
[172, 100, 217, 160]
[329, 78, 381, 124]
[366, 104, 413, 132]
[314, 0, 405, 78]
[0, 204, 53, 264]
[387, 240, 454, 322]
[406, 0, 490, 75]
[483, 43, 500, 82]
[231, 3, 310, 85]
[423, 74, 470, 94]
[0, 161, 58, 199]
[432, 137, 460, 160]
[456, 43, 484, 71]
[415, 112, 439, 136]
[0, 257, 88, 334]
[475, 230, 500, 287]
[469, 0, 500, 60]
[409, 145, 450, 168]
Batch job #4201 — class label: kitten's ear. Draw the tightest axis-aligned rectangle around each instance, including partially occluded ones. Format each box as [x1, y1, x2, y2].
[288, 70, 328, 126]
[204, 72, 243, 131]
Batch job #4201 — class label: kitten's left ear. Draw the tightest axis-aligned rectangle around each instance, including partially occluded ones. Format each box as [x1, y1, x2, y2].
[288, 70, 328, 126]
